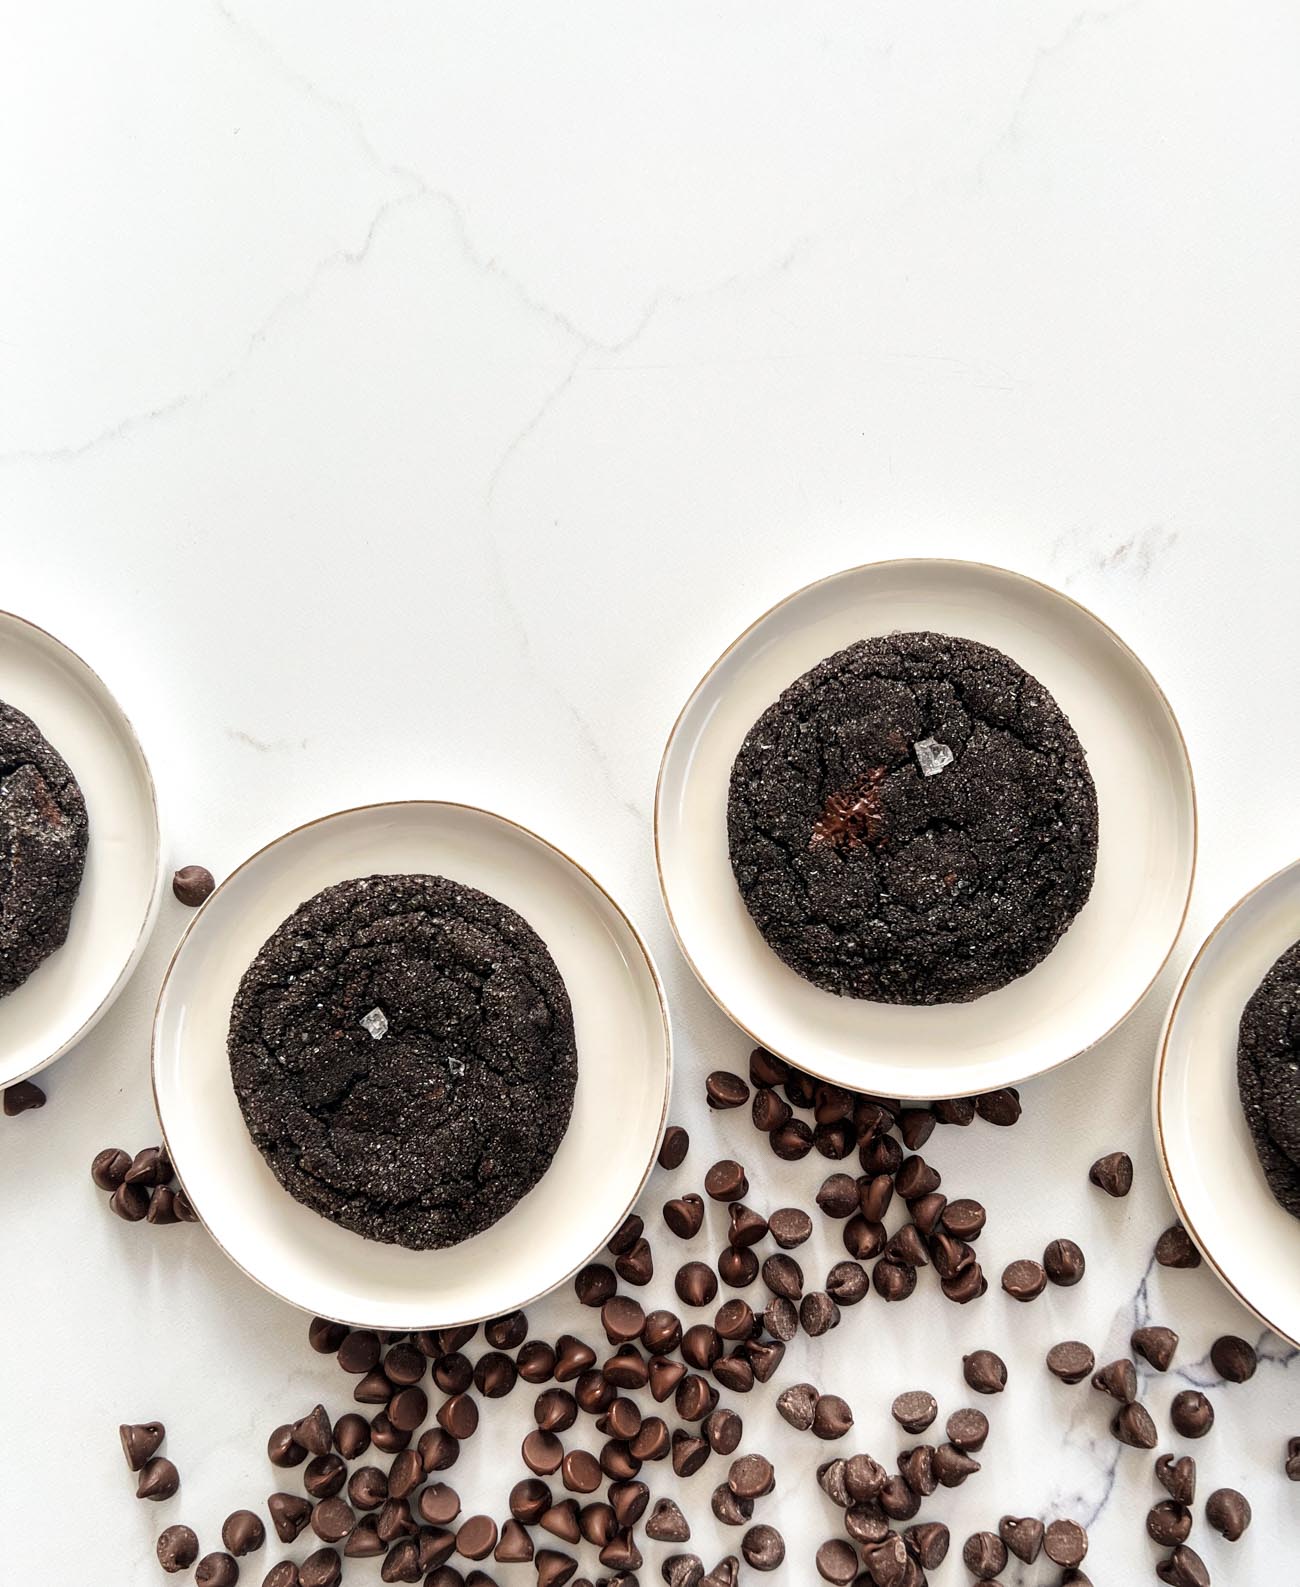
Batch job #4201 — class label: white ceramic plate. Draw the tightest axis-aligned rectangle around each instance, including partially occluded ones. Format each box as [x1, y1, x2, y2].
[656, 559, 1196, 1099]
[153, 801, 671, 1328]
[1156, 861, 1300, 1346]
[0, 611, 161, 1088]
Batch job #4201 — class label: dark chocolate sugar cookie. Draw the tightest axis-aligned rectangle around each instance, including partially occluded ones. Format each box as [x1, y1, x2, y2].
[228, 875, 577, 1249]
[0, 699, 89, 998]
[727, 631, 1098, 1004]
[1237, 941, 1300, 1219]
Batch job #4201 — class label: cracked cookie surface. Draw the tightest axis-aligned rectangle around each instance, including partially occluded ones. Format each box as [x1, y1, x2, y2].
[1238, 941, 1300, 1219]
[726, 631, 1098, 1004]
[0, 699, 89, 999]
[228, 874, 578, 1249]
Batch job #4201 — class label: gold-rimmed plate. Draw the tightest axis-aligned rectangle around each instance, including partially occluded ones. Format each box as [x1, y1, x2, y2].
[153, 801, 671, 1328]
[0, 611, 161, 1088]
[655, 559, 1196, 1099]
[1156, 860, 1300, 1346]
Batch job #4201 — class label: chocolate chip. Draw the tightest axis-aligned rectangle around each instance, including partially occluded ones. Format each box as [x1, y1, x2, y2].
[1156, 1453, 1197, 1504]
[1088, 1150, 1133, 1196]
[891, 1390, 937, 1434]
[223, 1510, 265, 1554]
[1205, 1487, 1250, 1541]
[554, 1335, 596, 1381]
[433, 1353, 472, 1395]
[575, 1263, 617, 1305]
[718, 1245, 758, 1287]
[894, 1155, 940, 1200]
[109, 1181, 151, 1221]
[456, 1515, 498, 1560]
[263, 1563, 300, 1586]
[173, 865, 215, 906]
[671, 1429, 710, 1477]
[194, 1553, 237, 1587]
[1210, 1334, 1257, 1382]
[120, 1421, 166, 1471]
[844, 1453, 886, 1502]
[336, 1330, 380, 1374]
[705, 1160, 748, 1201]
[999, 1516, 1043, 1563]
[645, 1312, 684, 1361]
[815, 1173, 859, 1219]
[1170, 1389, 1214, 1438]
[437, 1393, 478, 1440]
[1047, 1341, 1095, 1384]
[1155, 1544, 1210, 1586]
[676, 1261, 718, 1308]
[814, 1538, 858, 1584]
[1043, 1519, 1087, 1567]
[1001, 1258, 1047, 1301]
[842, 1215, 886, 1261]
[517, 1341, 557, 1383]
[945, 1407, 989, 1451]
[811, 1394, 853, 1441]
[1155, 1224, 1201, 1268]
[1147, 1500, 1193, 1545]
[1112, 1402, 1158, 1448]
[705, 1407, 743, 1455]
[662, 1553, 706, 1587]
[157, 1526, 200, 1573]
[1092, 1358, 1137, 1402]
[681, 1323, 722, 1370]
[311, 1498, 355, 1544]
[975, 1087, 1021, 1126]
[535, 1550, 578, 1587]
[92, 1147, 133, 1190]
[663, 1194, 705, 1240]
[700, 1556, 739, 1587]
[961, 1530, 1007, 1578]
[740, 1524, 784, 1571]
[1132, 1326, 1179, 1371]
[416, 1426, 459, 1471]
[706, 1071, 750, 1110]
[484, 1308, 529, 1348]
[933, 1096, 976, 1125]
[761, 1253, 803, 1299]
[645, 1497, 691, 1542]
[270, 1493, 313, 1541]
[872, 1259, 916, 1302]
[800, 1291, 840, 1337]
[885, 1223, 929, 1268]
[727, 1204, 767, 1251]
[751, 1088, 791, 1133]
[963, 1350, 1007, 1394]
[767, 1207, 812, 1248]
[940, 1262, 986, 1304]
[769, 1119, 813, 1160]
[659, 1126, 690, 1170]
[931, 1443, 980, 1486]
[388, 1449, 423, 1500]
[1043, 1237, 1086, 1286]
[898, 1444, 936, 1496]
[136, 1457, 180, 1501]
[861, 1533, 906, 1584]
[523, 1429, 564, 1476]
[940, 1198, 985, 1239]
[904, 1521, 949, 1569]
[710, 1483, 752, 1526]
[509, 1479, 551, 1525]
[303, 1454, 347, 1499]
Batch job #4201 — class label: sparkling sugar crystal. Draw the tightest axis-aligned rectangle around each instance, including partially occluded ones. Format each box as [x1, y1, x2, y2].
[914, 736, 954, 777]
[447, 1056, 467, 1077]
[360, 1007, 389, 1040]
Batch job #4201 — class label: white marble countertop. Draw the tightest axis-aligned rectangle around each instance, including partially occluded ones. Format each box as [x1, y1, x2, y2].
[2, 2, 1298, 1581]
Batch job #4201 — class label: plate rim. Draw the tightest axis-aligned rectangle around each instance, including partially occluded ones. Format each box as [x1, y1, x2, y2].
[150, 797, 674, 1328]
[0, 606, 163, 1088]
[1153, 856, 1300, 1348]
[654, 556, 1199, 1099]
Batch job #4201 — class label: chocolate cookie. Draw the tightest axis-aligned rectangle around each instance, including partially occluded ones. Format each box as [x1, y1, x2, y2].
[0, 699, 89, 998]
[1238, 941, 1300, 1219]
[727, 631, 1098, 1004]
[228, 875, 577, 1249]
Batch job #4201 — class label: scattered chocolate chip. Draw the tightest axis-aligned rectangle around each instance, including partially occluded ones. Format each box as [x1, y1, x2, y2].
[891, 1390, 937, 1434]
[704, 1160, 748, 1202]
[815, 1173, 859, 1219]
[1147, 1500, 1193, 1545]
[1088, 1151, 1133, 1196]
[769, 1119, 813, 1160]
[811, 1394, 853, 1441]
[767, 1207, 812, 1249]
[898, 1444, 936, 1496]
[110, 1181, 151, 1221]
[157, 1526, 200, 1573]
[92, 1146, 133, 1190]
[705, 1407, 743, 1455]
[659, 1126, 689, 1170]
[872, 1259, 916, 1302]
[337, 1330, 380, 1374]
[1210, 1334, 1257, 1382]
[842, 1216, 885, 1261]
[814, 1538, 857, 1584]
[1112, 1402, 1158, 1448]
[751, 1088, 790, 1133]
[173, 865, 215, 906]
[963, 1350, 1007, 1394]
[776, 1382, 818, 1431]
[663, 1194, 705, 1240]
[1092, 1358, 1138, 1402]
[456, 1515, 498, 1560]
[1205, 1487, 1250, 1541]
[999, 1516, 1043, 1563]
[1043, 1518, 1088, 1567]
[663, 1553, 706, 1587]
[303, 1455, 347, 1499]
[1043, 1237, 1086, 1286]
[676, 1261, 718, 1308]
[299, 1548, 341, 1587]
[517, 1341, 557, 1383]
[575, 1264, 617, 1306]
[1170, 1390, 1214, 1438]
[269, 1493, 313, 1541]
[1287, 1437, 1300, 1481]
[962, 1530, 1007, 1578]
[136, 1456, 180, 1501]
[975, 1088, 1021, 1126]
[1155, 1224, 1201, 1268]
[800, 1291, 840, 1337]
[945, 1406, 989, 1452]
[710, 1483, 752, 1526]
[894, 1155, 940, 1200]
[1047, 1341, 1095, 1384]
[940, 1198, 985, 1239]
[1001, 1258, 1047, 1301]
[194, 1553, 238, 1587]
[223, 1511, 265, 1555]
[1156, 1453, 1197, 1504]
[740, 1523, 784, 1571]
[645, 1496, 691, 1542]
[121, 1421, 166, 1471]
[1155, 1544, 1211, 1587]
[933, 1097, 976, 1125]
[706, 1071, 750, 1110]
[1132, 1326, 1179, 1371]
[311, 1498, 355, 1544]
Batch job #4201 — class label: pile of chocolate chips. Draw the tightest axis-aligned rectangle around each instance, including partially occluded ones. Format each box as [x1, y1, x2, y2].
[117, 1047, 1290, 1585]
[92, 1142, 197, 1226]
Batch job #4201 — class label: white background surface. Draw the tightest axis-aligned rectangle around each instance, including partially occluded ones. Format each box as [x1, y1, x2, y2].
[1, 2, 1298, 1581]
